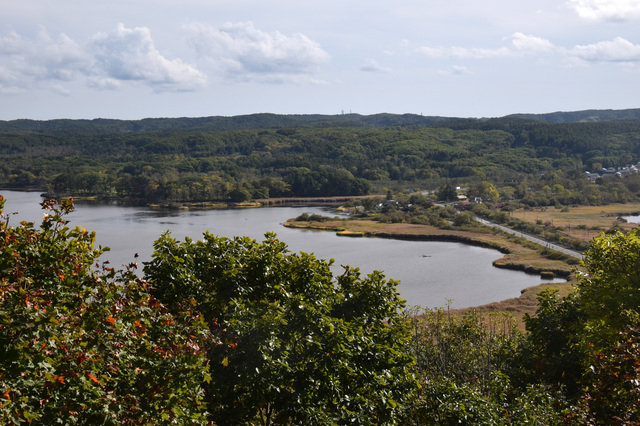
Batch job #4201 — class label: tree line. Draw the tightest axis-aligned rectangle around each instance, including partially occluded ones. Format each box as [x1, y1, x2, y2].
[1, 114, 639, 205]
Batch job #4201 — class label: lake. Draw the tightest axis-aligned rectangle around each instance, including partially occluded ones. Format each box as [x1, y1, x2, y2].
[1, 190, 564, 309]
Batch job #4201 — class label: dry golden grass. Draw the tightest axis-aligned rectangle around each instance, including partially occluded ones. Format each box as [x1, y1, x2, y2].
[511, 203, 640, 241]
[450, 278, 578, 330]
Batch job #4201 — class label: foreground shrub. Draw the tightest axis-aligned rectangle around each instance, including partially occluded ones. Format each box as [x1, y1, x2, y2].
[0, 197, 210, 424]
[145, 231, 418, 425]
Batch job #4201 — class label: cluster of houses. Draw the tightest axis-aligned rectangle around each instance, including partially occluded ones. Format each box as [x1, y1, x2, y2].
[584, 164, 640, 182]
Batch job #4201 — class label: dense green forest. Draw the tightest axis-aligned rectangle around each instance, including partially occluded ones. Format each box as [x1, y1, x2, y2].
[2, 197, 640, 424]
[2, 110, 640, 205]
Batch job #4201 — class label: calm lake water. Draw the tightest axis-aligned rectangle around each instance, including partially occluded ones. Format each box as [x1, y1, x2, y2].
[1, 190, 564, 309]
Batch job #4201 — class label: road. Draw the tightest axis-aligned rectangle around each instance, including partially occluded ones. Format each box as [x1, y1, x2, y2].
[474, 217, 585, 260]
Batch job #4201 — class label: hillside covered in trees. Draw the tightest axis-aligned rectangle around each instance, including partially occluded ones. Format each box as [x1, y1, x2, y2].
[2, 109, 640, 205]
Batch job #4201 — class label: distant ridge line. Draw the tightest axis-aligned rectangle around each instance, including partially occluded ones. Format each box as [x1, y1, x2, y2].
[506, 108, 640, 123]
[1, 108, 639, 133]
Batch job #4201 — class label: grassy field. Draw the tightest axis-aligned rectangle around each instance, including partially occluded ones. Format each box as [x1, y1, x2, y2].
[510, 203, 640, 241]
[451, 279, 578, 330]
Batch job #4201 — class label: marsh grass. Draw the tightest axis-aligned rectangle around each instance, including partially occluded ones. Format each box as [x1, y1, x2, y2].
[511, 203, 640, 241]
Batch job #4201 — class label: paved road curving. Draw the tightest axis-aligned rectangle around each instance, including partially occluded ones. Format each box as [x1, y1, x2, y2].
[474, 217, 585, 260]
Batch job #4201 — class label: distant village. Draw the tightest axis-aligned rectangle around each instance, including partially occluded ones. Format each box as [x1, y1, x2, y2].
[584, 163, 640, 182]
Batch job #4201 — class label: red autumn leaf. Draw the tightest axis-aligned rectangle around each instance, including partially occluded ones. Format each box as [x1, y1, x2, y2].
[134, 319, 147, 333]
[106, 315, 116, 325]
[87, 373, 100, 384]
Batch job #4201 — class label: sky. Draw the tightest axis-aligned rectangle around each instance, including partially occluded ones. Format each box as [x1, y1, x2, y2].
[1, 0, 639, 120]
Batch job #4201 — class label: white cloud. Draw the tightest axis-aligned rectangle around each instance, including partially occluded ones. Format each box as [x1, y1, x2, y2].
[568, 0, 640, 21]
[0, 30, 24, 54]
[87, 76, 121, 90]
[90, 24, 206, 92]
[33, 29, 88, 81]
[0, 65, 23, 94]
[509, 33, 556, 54]
[438, 65, 471, 76]
[0, 24, 205, 94]
[360, 58, 390, 73]
[185, 22, 329, 83]
[417, 31, 640, 69]
[570, 37, 640, 62]
[51, 83, 71, 96]
[0, 28, 89, 92]
[418, 33, 556, 59]
[418, 45, 509, 59]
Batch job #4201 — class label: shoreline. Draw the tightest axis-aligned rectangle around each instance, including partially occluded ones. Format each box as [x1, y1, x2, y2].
[0, 189, 370, 211]
[284, 218, 576, 279]
[284, 217, 579, 323]
[2, 189, 577, 321]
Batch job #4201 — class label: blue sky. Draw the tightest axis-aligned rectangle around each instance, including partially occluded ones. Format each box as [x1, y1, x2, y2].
[1, 0, 639, 120]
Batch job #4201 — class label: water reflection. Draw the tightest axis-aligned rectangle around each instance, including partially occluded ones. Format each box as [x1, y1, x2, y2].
[1, 190, 564, 309]
[623, 215, 640, 224]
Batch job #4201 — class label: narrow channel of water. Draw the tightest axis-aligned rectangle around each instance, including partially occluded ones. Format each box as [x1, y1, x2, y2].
[1, 190, 564, 309]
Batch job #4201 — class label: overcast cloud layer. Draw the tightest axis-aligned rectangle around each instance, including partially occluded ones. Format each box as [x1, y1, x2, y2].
[1, 0, 639, 119]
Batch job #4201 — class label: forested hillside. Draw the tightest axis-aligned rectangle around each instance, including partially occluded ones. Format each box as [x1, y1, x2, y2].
[507, 108, 640, 123]
[1, 110, 639, 204]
